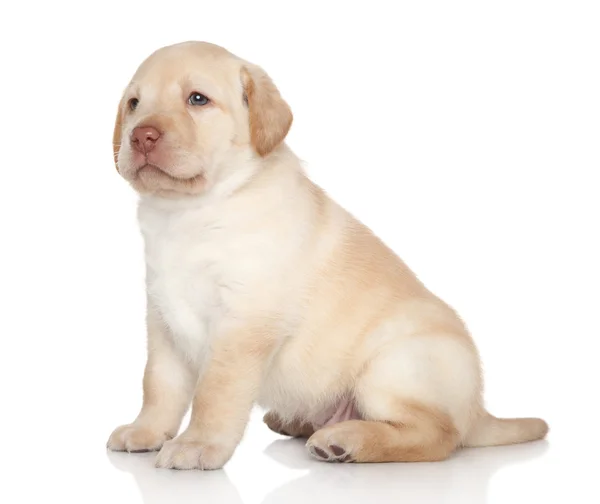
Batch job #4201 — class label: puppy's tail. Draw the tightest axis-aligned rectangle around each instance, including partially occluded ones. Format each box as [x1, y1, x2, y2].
[463, 412, 549, 447]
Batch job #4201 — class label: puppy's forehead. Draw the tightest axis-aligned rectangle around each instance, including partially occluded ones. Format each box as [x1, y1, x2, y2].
[131, 42, 241, 94]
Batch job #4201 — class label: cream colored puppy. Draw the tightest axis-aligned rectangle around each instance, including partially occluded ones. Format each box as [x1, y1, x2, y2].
[107, 41, 548, 469]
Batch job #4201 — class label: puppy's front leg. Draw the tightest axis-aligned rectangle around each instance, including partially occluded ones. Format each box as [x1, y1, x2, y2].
[155, 325, 275, 470]
[107, 303, 195, 453]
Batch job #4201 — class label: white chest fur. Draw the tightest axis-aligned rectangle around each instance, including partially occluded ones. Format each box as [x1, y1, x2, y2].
[138, 200, 234, 363]
[136, 191, 301, 365]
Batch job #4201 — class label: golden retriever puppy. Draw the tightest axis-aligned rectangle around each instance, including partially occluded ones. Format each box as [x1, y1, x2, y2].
[107, 41, 548, 469]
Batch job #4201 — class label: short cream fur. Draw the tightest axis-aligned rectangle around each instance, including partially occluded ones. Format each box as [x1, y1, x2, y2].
[107, 41, 548, 469]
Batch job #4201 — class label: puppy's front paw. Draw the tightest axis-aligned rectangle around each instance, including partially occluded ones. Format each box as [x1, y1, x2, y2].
[107, 423, 171, 453]
[155, 434, 234, 470]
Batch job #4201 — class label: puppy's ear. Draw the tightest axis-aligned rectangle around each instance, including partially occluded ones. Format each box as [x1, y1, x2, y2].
[112, 102, 123, 171]
[241, 65, 293, 157]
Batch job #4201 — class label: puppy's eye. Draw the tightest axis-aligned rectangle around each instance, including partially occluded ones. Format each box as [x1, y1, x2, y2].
[188, 92, 209, 106]
[128, 98, 139, 111]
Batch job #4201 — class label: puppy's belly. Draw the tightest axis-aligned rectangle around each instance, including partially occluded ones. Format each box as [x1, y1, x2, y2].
[259, 347, 362, 428]
[310, 397, 362, 429]
[259, 379, 362, 429]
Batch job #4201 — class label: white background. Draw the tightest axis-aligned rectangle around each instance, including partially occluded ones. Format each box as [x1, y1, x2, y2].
[1, 1, 598, 503]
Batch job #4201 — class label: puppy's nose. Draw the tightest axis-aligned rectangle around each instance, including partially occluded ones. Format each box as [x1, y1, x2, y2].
[131, 126, 161, 154]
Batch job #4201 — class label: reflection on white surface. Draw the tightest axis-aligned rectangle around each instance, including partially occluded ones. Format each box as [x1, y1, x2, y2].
[107, 436, 549, 504]
[262, 440, 548, 504]
[108, 451, 244, 504]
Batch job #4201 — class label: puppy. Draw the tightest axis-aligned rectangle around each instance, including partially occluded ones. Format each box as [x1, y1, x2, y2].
[107, 41, 548, 469]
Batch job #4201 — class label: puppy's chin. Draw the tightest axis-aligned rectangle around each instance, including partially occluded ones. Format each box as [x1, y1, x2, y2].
[125, 163, 206, 197]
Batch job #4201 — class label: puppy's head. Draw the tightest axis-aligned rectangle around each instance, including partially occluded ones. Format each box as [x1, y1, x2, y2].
[113, 41, 292, 197]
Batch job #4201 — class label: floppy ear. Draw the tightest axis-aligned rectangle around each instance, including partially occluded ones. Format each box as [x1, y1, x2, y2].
[241, 65, 293, 157]
[112, 102, 123, 171]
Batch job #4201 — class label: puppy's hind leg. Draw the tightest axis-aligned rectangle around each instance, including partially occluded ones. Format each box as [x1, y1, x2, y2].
[264, 411, 315, 438]
[306, 332, 478, 463]
[306, 406, 459, 463]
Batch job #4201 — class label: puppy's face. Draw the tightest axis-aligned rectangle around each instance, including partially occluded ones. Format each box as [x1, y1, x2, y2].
[113, 42, 292, 197]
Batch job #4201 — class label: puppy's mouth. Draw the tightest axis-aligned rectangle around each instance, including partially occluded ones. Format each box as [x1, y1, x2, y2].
[136, 163, 202, 183]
